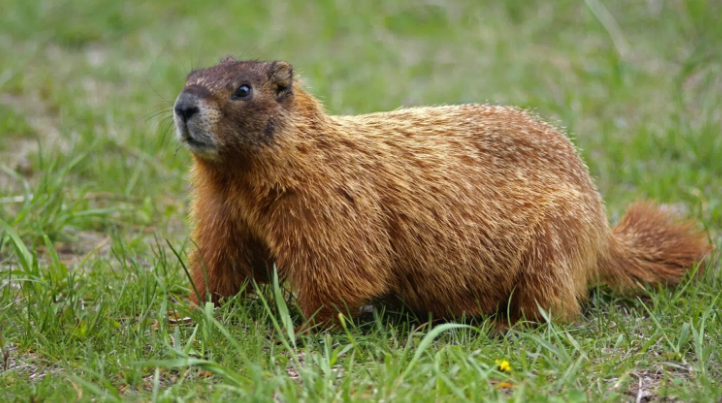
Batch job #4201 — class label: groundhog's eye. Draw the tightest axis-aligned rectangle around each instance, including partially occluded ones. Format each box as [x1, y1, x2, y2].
[232, 84, 252, 100]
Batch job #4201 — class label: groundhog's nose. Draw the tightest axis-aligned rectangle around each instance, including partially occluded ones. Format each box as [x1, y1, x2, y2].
[174, 94, 200, 123]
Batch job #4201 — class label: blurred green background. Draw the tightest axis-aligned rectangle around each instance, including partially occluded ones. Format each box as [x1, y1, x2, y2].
[1, 0, 720, 401]
[2, 0, 721, 229]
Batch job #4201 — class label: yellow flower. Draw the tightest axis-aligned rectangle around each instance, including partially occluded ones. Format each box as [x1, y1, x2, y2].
[495, 359, 511, 372]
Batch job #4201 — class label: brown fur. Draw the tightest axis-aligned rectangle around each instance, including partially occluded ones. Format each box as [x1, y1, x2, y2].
[174, 58, 711, 329]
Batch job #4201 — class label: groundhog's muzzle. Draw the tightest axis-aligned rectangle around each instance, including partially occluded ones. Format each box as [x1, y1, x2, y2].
[173, 90, 218, 157]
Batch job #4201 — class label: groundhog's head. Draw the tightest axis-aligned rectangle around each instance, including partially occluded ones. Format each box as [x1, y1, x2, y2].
[174, 57, 294, 160]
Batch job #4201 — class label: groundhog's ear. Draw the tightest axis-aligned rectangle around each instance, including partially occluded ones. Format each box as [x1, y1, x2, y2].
[219, 55, 237, 65]
[268, 61, 293, 99]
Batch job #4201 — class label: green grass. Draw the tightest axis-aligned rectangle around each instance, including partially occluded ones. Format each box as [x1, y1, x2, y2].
[1, 0, 721, 401]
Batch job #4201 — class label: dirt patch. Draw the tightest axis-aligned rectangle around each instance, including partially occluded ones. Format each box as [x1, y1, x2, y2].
[0, 92, 68, 192]
[604, 363, 694, 403]
[43, 229, 113, 267]
[0, 343, 61, 384]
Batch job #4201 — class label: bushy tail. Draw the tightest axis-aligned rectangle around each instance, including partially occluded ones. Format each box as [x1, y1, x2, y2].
[599, 202, 711, 290]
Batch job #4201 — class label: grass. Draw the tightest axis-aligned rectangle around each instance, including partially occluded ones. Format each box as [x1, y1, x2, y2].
[1, 0, 721, 401]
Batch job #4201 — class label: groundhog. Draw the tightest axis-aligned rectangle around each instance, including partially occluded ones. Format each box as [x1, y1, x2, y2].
[173, 57, 711, 330]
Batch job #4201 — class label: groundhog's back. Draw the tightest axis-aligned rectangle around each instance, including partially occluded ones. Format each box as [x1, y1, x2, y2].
[303, 104, 610, 315]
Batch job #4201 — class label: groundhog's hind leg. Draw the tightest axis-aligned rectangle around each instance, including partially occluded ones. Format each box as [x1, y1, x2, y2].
[496, 268, 582, 330]
[497, 217, 594, 329]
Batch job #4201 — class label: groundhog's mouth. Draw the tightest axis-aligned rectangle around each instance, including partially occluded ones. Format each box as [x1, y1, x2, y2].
[176, 122, 217, 157]
[183, 135, 212, 149]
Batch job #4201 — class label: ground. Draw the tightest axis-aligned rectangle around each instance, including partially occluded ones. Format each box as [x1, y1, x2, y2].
[1, 0, 721, 401]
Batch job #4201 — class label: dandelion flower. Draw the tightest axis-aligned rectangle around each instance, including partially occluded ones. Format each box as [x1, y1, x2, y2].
[495, 359, 511, 372]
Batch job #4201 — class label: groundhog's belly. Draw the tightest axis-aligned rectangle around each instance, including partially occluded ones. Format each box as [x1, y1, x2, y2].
[379, 188, 540, 316]
[373, 157, 606, 317]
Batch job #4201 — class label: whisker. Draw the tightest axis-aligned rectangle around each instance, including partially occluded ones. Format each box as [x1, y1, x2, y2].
[157, 117, 176, 149]
[145, 76, 173, 105]
[145, 108, 173, 122]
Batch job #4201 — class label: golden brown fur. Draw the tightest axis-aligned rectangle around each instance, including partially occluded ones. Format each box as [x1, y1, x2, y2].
[173, 58, 711, 329]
